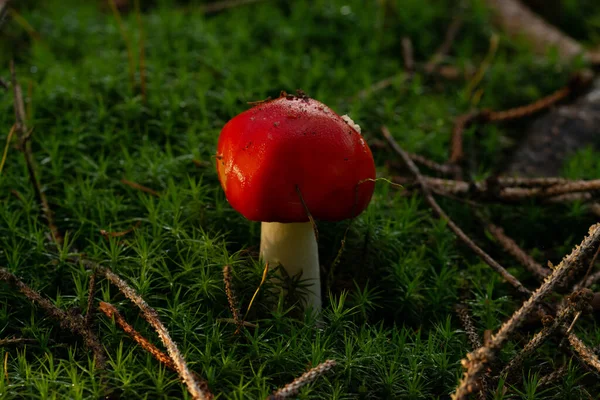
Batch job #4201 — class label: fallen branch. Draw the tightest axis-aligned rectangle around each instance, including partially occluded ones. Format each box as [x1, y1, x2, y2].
[452, 223, 600, 399]
[222, 265, 243, 333]
[485, 0, 599, 63]
[499, 290, 591, 381]
[98, 301, 213, 397]
[0, 268, 106, 367]
[121, 178, 161, 197]
[382, 126, 531, 297]
[88, 262, 211, 400]
[10, 61, 62, 245]
[484, 222, 550, 281]
[449, 71, 593, 164]
[268, 360, 336, 400]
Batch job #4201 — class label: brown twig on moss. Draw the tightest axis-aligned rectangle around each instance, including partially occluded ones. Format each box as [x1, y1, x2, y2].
[401, 37, 415, 75]
[499, 290, 591, 382]
[484, 222, 550, 281]
[0, 337, 36, 347]
[484, 0, 597, 62]
[424, 15, 464, 74]
[85, 270, 96, 329]
[455, 304, 482, 349]
[0, 268, 106, 367]
[100, 221, 141, 239]
[382, 126, 531, 297]
[452, 223, 600, 399]
[99, 301, 213, 397]
[99, 301, 173, 366]
[223, 266, 243, 333]
[448, 71, 592, 165]
[89, 263, 211, 400]
[568, 334, 600, 375]
[268, 360, 336, 400]
[121, 178, 161, 197]
[10, 61, 63, 245]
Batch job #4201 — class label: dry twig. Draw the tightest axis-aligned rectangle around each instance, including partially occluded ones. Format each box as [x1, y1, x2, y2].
[99, 301, 213, 396]
[268, 360, 336, 400]
[121, 178, 161, 197]
[0, 337, 36, 347]
[382, 126, 530, 297]
[452, 223, 600, 399]
[0, 268, 106, 367]
[90, 263, 212, 400]
[455, 304, 482, 349]
[223, 266, 243, 333]
[10, 61, 63, 245]
[484, 222, 550, 281]
[484, 0, 598, 63]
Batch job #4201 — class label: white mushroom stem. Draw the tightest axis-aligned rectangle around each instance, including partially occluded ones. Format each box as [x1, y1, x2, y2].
[260, 221, 321, 312]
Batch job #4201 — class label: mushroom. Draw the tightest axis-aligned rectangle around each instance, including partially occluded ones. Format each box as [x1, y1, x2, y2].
[216, 91, 376, 312]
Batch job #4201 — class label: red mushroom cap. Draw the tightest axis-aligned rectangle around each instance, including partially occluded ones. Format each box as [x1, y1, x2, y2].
[216, 93, 376, 223]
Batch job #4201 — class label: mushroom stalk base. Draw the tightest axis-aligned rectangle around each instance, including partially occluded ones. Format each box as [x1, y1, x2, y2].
[260, 221, 321, 312]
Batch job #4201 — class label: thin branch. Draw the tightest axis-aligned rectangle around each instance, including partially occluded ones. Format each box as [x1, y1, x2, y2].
[382, 126, 531, 297]
[85, 269, 96, 329]
[499, 294, 586, 381]
[484, 0, 594, 62]
[222, 266, 243, 333]
[455, 304, 482, 349]
[98, 301, 213, 397]
[107, 0, 136, 91]
[0, 337, 36, 347]
[121, 178, 161, 197]
[568, 334, 600, 375]
[424, 15, 464, 73]
[268, 360, 336, 400]
[484, 222, 550, 281]
[89, 263, 211, 400]
[10, 60, 62, 245]
[452, 223, 600, 399]
[0, 268, 106, 367]
[401, 37, 415, 75]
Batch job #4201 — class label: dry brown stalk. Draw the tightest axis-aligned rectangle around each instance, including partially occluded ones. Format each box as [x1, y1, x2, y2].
[85, 270, 96, 329]
[424, 16, 464, 74]
[401, 37, 415, 75]
[133, 0, 146, 103]
[0, 268, 106, 367]
[91, 263, 211, 400]
[0, 337, 36, 346]
[501, 180, 600, 200]
[100, 221, 141, 239]
[448, 71, 592, 165]
[485, 222, 550, 281]
[538, 365, 568, 387]
[99, 301, 213, 396]
[455, 304, 482, 349]
[99, 301, 174, 366]
[484, 0, 594, 62]
[107, 0, 136, 91]
[568, 334, 600, 374]
[452, 223, 600, 399]
[499, 293, 586, 381]
[406, 153, 457, 176]
[222, 266, 242, 333]
[268, 360, 336, 400]
[382, 126, 531, 297]
[121, 178, 161, 197]
[10, 61, 63, 245]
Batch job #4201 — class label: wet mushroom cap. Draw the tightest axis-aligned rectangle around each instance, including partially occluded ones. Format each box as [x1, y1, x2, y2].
[216, 94, 376, 223]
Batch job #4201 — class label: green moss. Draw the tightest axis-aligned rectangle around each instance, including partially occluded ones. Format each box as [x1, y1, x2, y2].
[1, 0, 600, 398]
